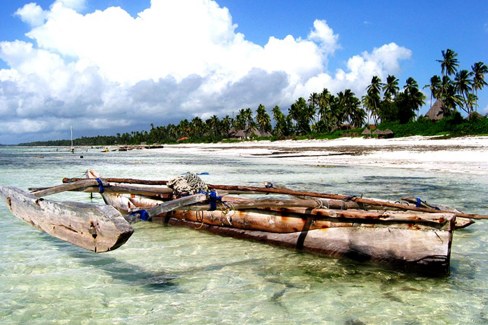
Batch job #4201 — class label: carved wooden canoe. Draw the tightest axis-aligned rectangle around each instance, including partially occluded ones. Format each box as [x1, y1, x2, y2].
[0, 186, 134, 252]
[97, 187, 455, 275]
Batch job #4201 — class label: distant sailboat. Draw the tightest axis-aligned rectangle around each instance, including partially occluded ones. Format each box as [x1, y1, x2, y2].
[70, 126, 75, 154]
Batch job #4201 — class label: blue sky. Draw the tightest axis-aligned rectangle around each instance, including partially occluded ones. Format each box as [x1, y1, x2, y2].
[0, 0, 487, 144]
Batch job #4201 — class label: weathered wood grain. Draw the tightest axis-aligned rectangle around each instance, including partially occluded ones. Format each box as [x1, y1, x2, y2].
[0, 186, 133, 252]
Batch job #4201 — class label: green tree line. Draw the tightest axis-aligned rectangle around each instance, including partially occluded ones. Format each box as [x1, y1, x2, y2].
[20, 49, 488, 146]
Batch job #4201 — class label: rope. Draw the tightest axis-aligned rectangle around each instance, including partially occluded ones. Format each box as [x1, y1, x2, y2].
[416, 197, 422, 208]
[220, 201, 234, 216]
[207, 190, 221, 211]
[313, 198, 325, 209]
[416, 197, 440, 210]
[127, 209, 150, 223]
[95, 178, 105, 193]
[195, 210, 205, 229]
[167, 172, 208, 196]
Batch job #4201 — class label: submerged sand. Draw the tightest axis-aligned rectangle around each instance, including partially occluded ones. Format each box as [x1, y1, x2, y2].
[162, 136, 488, 175]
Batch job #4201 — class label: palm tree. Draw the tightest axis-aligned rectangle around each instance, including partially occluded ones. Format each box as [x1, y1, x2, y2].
[288, 97, 313, 135]
[308, 92, 320, 128]
[350, 105, 366, 128]
[454, 69, 474, 114]
[272, 105, 288, 137]
[308, 92, 319, 111]
[178, 119, 191, 138]
[404, 77, 425, 107]
[383, 75, 399, 102]
[315, 88, 334, 133]
[437, 75, 458, 114]
[166, 124, 178, 142]
[466, 93, 478, 116]
[442, 82, 463, 114]
[220, 115, 233, 138]
[471, 62, 488, 110]
[243, 108, 255, 132]
[206, 115, 221, 140]
[338, 89, 363, 128]
[424, 75, 442, 107]
[256, 104, 272, 134]
[396, 77, 425, 123]
[234, 108, 255, 137]
[362, 76, 383, 124]
[334, 91, 348, 126]
[437, 49, 459, 77]
[234, 109, 246, 131]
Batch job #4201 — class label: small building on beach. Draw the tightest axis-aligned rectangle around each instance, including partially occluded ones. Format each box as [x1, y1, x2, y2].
[425, 100, 445, 121]
[373, 129, 394, 138]
[361, 128, 372, 137]
[228, 128, 271, 140]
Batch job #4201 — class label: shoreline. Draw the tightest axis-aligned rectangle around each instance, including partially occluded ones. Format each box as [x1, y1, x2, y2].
[162, 135, 488, 175]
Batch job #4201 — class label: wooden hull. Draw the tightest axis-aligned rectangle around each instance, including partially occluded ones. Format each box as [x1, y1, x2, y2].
[102, 189, 454, 275]
[158, 209, 454, 276]
[0, 186, 133, 252]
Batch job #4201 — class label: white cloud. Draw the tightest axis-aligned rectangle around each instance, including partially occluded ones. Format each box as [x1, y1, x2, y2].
[0, 0, 412, 144]
[335, 43, 411, 89]
[15, 3, 47, 27]
[308, 20, 340, 56]
[54, 0, 86, 11]
[292, 43, 412, 100]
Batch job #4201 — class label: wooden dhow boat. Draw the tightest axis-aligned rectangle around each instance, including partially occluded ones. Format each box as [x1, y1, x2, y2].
[1, 170, 486, 276]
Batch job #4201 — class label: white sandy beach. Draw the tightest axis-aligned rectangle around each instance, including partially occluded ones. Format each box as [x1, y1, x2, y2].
[162, 136, 488, 175]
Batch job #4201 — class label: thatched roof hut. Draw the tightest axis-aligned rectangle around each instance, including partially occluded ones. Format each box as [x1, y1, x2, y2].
[361, 128, 372, 137]
[228, 128, 271, 140]
[373, 129, 394, 138]
[425, 100, 444, 121]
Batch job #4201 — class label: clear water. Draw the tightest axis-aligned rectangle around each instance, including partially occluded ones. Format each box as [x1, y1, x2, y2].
[1, 146, 488, 324]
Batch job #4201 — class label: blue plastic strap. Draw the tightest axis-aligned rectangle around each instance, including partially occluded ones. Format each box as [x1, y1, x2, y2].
[95, 178, 105, 193]
[208, 190, 221, 211]
[416, 197, 422, 207]
[139, 210, 150, 221]
[129, 209, 150, 221]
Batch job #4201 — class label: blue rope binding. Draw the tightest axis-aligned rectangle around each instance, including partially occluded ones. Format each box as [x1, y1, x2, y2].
[208, 190, 221, 211]
[95, 178, 105, 193]
[416, 197, 440, 210]
[416, 197, 422, 207]
[138, 210, 150, 221]
[128, 209, 150, 222]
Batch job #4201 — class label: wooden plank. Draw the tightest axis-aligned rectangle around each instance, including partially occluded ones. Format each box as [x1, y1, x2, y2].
[63, 176, 168, 186]
[146, 193, 207, 216]
[265, 207, 454, 228]
[101, 192, 208, 223]
[62, 176, 486, 220]
[162, 207, 454, 233]
[32, 183, 173, 197]
[32, 179, 100, 197]
[0, 186, 133, 252]
[207, 184, 482, 219]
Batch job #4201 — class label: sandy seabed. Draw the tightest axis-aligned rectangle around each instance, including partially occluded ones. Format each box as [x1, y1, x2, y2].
[162, 136, 488, 175]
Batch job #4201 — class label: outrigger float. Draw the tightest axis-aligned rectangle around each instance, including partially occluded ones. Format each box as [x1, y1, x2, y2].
[1, 170, 486, 276]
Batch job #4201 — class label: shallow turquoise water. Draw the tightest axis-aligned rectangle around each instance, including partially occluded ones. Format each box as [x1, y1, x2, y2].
[0, 146, 487, 324]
